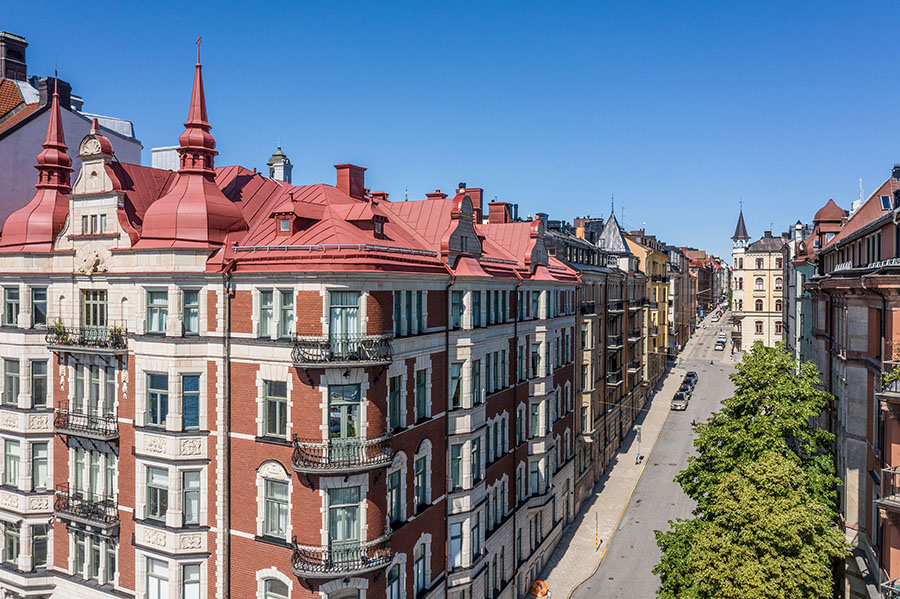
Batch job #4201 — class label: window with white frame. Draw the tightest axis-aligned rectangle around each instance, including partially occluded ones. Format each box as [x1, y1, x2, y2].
[3, 440, 18, 487]
[146, 373, 168, 428]
[415, 368, 428, 421]
[263, 578, 289, 599]
[146, 290, 168, 334]
[264, 478, 289, 539]
[183, 471, 201, 526]
[387, 564, 401, 599]
[72, 530, 115, 584]
[146, 557, 168, 599]
[387, 452, 407, 525]
[414, 439, 432, 511]
[414, 538, 430, 593]
[146, 466, 168, 521]
[183, 564, 201, 599]
[389, 375, 403, 429]
[263, 380, 288, 438]
[3, 287, 18, 327]
[279, 290, 294, 338]
[258, 290, 274, 337]
[31, 360, 47, 408]
[2, 359, 18, 406]
[182, 289, 200, 335]
[449, 522, 462, 569]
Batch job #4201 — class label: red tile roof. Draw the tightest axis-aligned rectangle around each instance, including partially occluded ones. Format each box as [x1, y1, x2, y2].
[824, 178, 899, 249]
[0, 102, 40, 135]
[0, 80, 23, 118]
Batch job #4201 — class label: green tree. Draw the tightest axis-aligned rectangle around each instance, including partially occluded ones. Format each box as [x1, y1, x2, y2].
[675, 341, 838, 514]
[656, 453, 846, 599]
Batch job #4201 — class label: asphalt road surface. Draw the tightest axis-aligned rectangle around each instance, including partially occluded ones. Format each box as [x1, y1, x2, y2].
[572, 316, 736, 599]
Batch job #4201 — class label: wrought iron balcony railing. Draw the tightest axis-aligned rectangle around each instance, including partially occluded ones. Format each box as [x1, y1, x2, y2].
[54, 484, 118, 531]
[580, 303, 597, 315]
[607, 372, 623, 385]
[627, 328, 641, 340]
[607, 335, 623, 348]
[649, 326, 659, 337]
[651, 275, 669, 283]
[291, 535, 393, 578]
[627, 360, 641, 373]
[607, 301, 625, 313]
[45, 324, 127, 353]
[648, 301, 660, 310]
[292, 434, 393, 473]
[55, 405, 118, 441]
[291, 333, 393, 367]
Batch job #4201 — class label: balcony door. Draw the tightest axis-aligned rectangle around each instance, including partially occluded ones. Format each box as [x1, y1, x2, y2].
[328, 385, 361, 462]
[82, 290, 108, 343]
[329, 291, 360, 359]
[328, 487, 361, 563]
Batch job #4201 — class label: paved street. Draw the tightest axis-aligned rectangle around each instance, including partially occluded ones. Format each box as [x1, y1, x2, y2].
[542, 314, 737, 599]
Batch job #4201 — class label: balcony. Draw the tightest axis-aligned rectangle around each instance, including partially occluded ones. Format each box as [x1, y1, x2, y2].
[54, 484, 118, 533]
[55, 406, 118, 441]
[627, 360, 641, 373]
[648, 301, 659, 310]
[291, 333, 393, 368]
[292, 434, 393, 473]
[628, 301, 641, 312]
[878, 466, 900, 512]
[878, 362, 900, 419]
[882, 579, 900, 599]
[45, 324, 127, 355]
[627, 328, 640, 340]
[651, 275, 669, 283]
[291, 535, 393, 578]
[580, 303, 597, 315]
[607, 372, 623, 386]
[607, 301, 625, 314]
[607, 335, 623, 349]
[649, 326, 659, 337]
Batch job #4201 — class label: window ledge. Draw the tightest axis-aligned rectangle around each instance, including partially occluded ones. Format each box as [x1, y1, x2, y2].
[255, 436, 292, 447]
[254, 534, 292, 549]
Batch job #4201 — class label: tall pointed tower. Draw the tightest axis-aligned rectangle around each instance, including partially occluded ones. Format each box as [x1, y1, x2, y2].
[137, 47, 246, 247]
[732, 209, 750, 249]
[0, 77, 73, 250]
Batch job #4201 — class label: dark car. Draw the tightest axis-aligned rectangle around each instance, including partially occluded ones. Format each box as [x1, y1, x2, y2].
[684, 371, 698, 388]
[679, 383, 693, 396]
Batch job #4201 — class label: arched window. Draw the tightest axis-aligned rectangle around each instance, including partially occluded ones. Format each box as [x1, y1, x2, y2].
[264, 579, 289, 599]
[736, 299, 743, 311]
[775, 321, 783, 334]
[754, 277, 764, 291]
[737, 278, 743, 290]
[387, 452, 408, 525]
[735, 321, 741, 332]
[755, 321, 763, 334]
[756, 258, 764, 269]
[257, 461, 291, 541]
[775, 299, 783, 312]
[775, 277, 783, 290]
[738, 258, 744, 269]
[413, 440, 433, 510]
[755, 299, 763, 311]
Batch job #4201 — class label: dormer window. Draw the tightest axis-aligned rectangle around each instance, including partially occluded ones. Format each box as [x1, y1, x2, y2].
[374, 220, 384, 237]
[279, 219, 290, 233]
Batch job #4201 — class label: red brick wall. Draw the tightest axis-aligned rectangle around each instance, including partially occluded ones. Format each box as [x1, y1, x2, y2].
[428, 289, 446, 329]
[207, 289, 218, 333]
[231, 290, 253, 335]
[368, 290, 392, 335]
[296, 290, 322, 335]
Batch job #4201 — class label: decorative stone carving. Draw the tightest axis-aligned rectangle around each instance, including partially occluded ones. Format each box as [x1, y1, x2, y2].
[28, 496, 51, 511]
[258, 461, 288, 481]
[28, 414, 50, 430]
[180, 438, 202, 456]
[144, 436, 166, 455]
[78, 250, 107, 275]
[179, 534, 202, 550]
[0, 412, 17, 429]
[144, 528, 167, 548]
[0, 492, 18, 509]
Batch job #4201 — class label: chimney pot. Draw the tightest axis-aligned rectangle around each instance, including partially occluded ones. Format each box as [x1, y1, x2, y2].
[334, 164, 367, 200]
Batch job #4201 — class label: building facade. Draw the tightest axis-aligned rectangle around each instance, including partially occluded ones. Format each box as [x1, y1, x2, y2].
[0, 58, 586, 599]
[625, 232, 668, 388]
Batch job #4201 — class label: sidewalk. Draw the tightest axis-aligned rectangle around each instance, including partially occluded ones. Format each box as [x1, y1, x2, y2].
[540, 329, 709, 599]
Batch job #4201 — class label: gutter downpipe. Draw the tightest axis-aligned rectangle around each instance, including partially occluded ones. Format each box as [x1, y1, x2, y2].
[442, 261, 456, 599]
[221, 257, 237, 598]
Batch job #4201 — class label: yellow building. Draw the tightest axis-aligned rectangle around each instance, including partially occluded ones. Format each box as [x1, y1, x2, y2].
[626, 234, 669, 387]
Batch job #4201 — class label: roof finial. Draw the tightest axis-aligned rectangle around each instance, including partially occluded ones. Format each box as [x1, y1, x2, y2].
[196, 35, 201, 65]
[611, 193, 615, 215]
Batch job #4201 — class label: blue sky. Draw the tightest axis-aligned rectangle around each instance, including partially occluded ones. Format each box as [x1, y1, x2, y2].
[7, 1, 900, 258]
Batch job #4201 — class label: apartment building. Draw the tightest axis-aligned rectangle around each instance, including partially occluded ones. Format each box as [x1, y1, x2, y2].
[625, 232, 668, 387]
[0, 58, 581, 599]
[663, 245, 694, 354]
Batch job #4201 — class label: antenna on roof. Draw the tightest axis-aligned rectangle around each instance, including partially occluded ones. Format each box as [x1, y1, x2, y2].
[739, 196, 742, 211]
[611, 193, 614, 215]
[404, 186, 408, 202]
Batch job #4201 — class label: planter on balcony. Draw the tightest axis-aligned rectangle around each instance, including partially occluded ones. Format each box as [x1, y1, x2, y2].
[291, 334, 392, 367]
[45, 324, 127, 354]
[292, 434, 393, 473]
[291, 535, 393, 578]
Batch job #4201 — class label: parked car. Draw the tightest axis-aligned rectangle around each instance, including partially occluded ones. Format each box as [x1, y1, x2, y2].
[684, 371, 698, 387]
[679, 383, 693, 397]
[714, 340, 726, 351]
[671, 392, 689, 411]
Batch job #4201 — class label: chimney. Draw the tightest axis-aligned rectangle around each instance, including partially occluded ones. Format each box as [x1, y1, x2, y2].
[426, 189, 448, 201]
[371, 191, 389, 202]
[334, 164, 366, 200]
[488, 201, 511, 224]
[38, 77, 71, 110]
[462, 186, 484, 221]
[0, 31, 28, 82]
